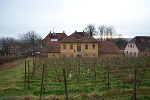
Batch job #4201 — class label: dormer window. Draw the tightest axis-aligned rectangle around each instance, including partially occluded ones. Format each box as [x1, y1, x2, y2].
[76, 35, 82, 40]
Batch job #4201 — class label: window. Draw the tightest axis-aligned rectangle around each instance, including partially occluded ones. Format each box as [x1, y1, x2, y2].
[133, 45, 134, 48]
[92, 54, 95, 57]
[130, 45, 132, 48]
[92, 44, 95, 49]
[127, 51, 128, 54]
[63, 44, 66, 49]
[77, 44, 81, 52]
[86, 54, 88, 57]
[70, 44, 73, 49]
[53, 54, 55, 57]
[128, 45, 129, 47]
[76, 36, 82, 40]
[85, 44, 88, 49]
[134, 52, 136, 56]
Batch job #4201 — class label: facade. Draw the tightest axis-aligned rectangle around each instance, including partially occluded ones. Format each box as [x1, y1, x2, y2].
[124, 36, 150, 57]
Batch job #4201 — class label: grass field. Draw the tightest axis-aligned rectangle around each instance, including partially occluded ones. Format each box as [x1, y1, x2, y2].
[0, 57, 150, 100]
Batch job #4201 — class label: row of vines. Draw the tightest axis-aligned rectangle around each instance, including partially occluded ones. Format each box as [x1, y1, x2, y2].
[23, 57, 150, 99]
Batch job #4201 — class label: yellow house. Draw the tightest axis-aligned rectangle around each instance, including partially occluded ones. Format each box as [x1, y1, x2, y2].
[60, 31, 99, 57]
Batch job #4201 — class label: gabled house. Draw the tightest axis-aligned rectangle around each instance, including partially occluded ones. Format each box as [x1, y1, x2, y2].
[124, 36, 150, 57]
[60, 30, 99, 57]
[99, 41, 122, 57]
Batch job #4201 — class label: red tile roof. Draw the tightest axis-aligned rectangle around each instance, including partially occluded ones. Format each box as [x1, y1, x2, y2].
[40, 41, 60, 53]
[99, 41, 121, 54]
[60, 31, 98, 43]
[42, 31, 67, 44]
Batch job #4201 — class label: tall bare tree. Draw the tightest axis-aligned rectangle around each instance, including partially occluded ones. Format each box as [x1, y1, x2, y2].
[106, 26, 116, 40]
[18, 31, 42, 56]
[98, 25, 106, 41]
[85, 24, 96, 36]
[0, 37, 14, 56]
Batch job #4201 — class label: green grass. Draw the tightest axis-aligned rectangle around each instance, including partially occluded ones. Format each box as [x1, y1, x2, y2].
[0, 57, 150, 99]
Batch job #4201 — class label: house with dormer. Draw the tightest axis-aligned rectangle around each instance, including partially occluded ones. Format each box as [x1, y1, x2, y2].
[124, 36, 150, 57]
[60, 30, 99, 57]
[40, 31, 67, 58]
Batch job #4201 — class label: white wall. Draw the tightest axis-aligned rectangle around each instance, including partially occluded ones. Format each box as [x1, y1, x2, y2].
[124, 43, 139, 57]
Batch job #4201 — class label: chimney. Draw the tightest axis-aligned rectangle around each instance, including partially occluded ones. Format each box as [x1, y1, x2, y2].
[75, 30, 77, 32]
[63, 31, 65, 33]
[50, 31, 51, 33]
[83, 30, 84, 32]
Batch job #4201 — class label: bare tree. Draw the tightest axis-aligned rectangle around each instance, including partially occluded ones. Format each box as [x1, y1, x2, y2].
[0, 37, 14, 56]
[106, 26, 116, 40]
[98, 25, 106, 41]
[117, 34, 122, 39]
[18, 31, 42, 56]
[85, 24, 96, 36]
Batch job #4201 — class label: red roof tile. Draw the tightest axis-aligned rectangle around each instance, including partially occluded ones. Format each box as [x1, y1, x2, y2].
[42, 31, 67, 44]
[99, 41, 121, 54]
[60, 31, 98, 43]
[40, 41, 60, 53]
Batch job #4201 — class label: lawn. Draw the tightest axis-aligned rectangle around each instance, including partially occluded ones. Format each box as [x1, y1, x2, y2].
[0, 57, 150, 100]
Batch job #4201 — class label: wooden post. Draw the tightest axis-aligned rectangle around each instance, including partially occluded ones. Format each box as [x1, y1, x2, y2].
[107, 65, 110, 91]
[40, 64, 45, 98]
[28, 60, 30, 89]
[94, 61, 96, 85]
[24, 61, 27, 89]
[133, 68, 137, 100]
[63, 68, 68, 100]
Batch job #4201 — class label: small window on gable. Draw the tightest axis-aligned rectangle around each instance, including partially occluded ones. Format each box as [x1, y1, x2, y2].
[76, 35, 82, 40]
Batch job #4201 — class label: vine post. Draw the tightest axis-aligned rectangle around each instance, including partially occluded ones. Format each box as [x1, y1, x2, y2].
[63, 68, 68, 100]
[24, 61, 27, 89]
[133, 68, 137, 100]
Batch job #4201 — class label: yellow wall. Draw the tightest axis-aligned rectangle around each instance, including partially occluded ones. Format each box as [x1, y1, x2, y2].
[60, 43, 98, 57]
[48, 53, 60, 58]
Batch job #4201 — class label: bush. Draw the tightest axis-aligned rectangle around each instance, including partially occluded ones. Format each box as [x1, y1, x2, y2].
[0, 55, 28, 65]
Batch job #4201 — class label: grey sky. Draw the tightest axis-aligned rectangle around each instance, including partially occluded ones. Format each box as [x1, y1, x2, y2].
[0, 0, 150, 39]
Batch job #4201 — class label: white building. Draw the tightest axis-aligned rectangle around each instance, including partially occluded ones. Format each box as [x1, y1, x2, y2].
[124, 36, 150, 57]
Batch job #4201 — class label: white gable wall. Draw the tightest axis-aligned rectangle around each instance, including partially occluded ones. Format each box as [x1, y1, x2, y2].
[124, 43, 139, 57]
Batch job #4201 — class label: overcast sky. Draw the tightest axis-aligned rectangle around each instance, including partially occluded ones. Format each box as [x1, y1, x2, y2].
[0, 0, 150, 39]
